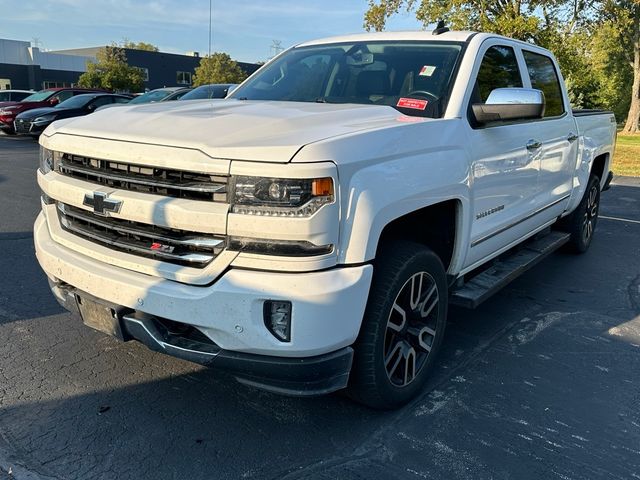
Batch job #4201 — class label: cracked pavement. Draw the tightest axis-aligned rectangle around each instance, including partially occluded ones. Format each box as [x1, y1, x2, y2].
[0, 134, 639, 479]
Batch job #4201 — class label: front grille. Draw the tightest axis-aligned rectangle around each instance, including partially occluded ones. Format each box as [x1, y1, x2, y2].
[57, 203, 225, 268]
[58, 154, 228, 202]
[14, 119, 31, 134]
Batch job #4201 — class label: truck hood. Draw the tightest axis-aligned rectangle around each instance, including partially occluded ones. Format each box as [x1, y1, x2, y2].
[45, 99, 409, 162]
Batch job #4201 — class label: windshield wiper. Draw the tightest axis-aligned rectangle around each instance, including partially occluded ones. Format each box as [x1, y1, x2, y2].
[315, 97, 333, 104]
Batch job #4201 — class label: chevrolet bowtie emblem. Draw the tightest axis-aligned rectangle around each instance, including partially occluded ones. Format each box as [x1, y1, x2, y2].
[83, 192, 122, 216]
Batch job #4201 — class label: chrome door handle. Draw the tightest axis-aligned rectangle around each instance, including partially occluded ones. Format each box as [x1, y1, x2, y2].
[567, 132, 579, 142]
[526, 139, 542, 150]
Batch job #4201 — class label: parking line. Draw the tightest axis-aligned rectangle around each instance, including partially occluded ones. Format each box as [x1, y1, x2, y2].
[600, 215, 640, 225]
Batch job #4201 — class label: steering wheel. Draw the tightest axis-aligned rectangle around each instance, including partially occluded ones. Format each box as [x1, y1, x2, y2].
[405, 90, 439, 102]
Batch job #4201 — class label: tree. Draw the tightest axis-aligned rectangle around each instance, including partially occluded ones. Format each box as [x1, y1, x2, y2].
[192, 53, 248, 86]
[122, 40, 159, 52]
[363, 0, 639, 131]
[363, 0, 596, 40]
[78, 46, 145, 92]
[598, 1, 640, 134]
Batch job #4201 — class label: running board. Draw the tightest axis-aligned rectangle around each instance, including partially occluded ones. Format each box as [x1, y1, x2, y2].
[450, 231, 571, 309]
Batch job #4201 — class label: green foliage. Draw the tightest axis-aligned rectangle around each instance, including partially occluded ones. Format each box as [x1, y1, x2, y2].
[363, 0, 638, 126]
[122, 40, 159, 52]
[77, 46, 145, 93]
[192, 53, 248, 86]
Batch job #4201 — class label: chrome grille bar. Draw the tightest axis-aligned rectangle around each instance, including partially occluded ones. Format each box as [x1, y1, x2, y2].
[57, 203, 224, 267]
[57, 154, 228, 202]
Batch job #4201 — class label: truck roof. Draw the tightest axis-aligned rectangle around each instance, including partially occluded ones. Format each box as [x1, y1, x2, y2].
[297, 30, 478, 47]
[296, 30, 549, 52]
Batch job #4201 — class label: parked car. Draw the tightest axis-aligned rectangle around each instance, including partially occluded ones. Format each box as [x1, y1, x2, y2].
[35, 30, 616, 409]
[14, 93, 132, 137]
[0, 90, 33, 102]
[0, 87, 105, 134]
[128, 87, 192, 104]
[179, 84, 237, 101]
[96, 87, 192, 112]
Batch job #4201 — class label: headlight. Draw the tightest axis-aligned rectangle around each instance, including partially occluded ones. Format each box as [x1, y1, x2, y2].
[231, 176, 334, 217]
[33, 114, 56, 124]
[39, 147, 60, 174]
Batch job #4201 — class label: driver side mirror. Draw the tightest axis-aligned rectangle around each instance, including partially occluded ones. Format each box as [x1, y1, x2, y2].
[49, 97, 60, 105]
[472, 88, 545, 125]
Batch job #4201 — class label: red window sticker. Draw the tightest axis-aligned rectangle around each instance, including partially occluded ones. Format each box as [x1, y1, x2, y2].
[397, 98, 428, 110]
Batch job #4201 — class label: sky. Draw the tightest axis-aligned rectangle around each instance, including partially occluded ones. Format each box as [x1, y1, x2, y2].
[0, 0, 427, 63]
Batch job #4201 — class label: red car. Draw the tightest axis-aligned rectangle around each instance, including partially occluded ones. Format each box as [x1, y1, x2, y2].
[0, 87, 106, 134]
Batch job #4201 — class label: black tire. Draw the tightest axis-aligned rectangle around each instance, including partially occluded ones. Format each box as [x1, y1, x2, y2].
[347, 241, 448, 409]
[560, 175, 601, 253]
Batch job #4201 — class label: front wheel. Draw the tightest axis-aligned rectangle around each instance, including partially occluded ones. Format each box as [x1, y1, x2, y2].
[347, 242, 448, 409]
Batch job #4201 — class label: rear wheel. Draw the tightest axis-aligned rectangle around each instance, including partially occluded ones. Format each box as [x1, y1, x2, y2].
[561, 175, 600, 253]
[348, 242, 447, 409]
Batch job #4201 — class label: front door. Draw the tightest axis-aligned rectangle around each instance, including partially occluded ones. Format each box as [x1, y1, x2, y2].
[463, 42, 540, 269]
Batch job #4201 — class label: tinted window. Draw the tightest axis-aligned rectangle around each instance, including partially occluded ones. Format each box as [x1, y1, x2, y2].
[0, 92, 9, 101]
[53, 90, 73, 103]
[12, 92, 31, 101]
[523, 51, 564, 117]
[129, 89, 174, 104]
[113, 96, 131, 104]
[475, 46, 522, 102]
[90, 96, 114, 109]
[181, 84, 234, 100]
[56, 95, 95, 109]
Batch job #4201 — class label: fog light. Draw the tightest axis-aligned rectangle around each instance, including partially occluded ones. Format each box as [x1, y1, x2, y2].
[264, 300, 292, 342]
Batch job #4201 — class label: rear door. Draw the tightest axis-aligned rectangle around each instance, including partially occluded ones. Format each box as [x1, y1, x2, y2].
[463, 41, 541, 268]
[520, 49, 577, 221]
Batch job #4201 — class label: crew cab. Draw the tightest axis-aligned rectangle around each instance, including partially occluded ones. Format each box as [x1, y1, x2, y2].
[0, 87, 105, 134]
[34, 30, 616, 409]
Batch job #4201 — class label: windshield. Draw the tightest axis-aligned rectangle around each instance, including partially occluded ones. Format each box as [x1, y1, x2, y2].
[229, 41, 463, 117]
[129, 89, 174, 104]
[180, 84, 235, 100]
[55, 95, 95, 109]
[21, 90, 55, 102]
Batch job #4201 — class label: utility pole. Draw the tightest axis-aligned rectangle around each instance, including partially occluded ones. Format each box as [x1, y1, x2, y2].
[270, 40, 283, 59]
[208, 0, 212, 57]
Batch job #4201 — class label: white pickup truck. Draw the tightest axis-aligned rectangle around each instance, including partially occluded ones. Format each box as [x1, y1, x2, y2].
[35, 30, 616, 409]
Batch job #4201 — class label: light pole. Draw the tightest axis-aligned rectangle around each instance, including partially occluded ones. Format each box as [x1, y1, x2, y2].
[208, 0, 212, 57]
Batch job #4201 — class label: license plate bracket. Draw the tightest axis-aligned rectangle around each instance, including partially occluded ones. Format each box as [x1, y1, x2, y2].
[76, 295, 126, 340]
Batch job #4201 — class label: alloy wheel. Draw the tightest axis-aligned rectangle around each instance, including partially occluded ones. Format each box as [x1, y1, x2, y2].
[582, 184, 599, 244]
[384, 271, 439, 387]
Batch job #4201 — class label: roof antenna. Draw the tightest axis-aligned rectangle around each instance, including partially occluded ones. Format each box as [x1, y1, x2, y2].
[432, 20, 450, 35]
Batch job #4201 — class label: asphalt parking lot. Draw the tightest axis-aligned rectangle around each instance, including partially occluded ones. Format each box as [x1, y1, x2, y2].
[0, 133, 639, 480]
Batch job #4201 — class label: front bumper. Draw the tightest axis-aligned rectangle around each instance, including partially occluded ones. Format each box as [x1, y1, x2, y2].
[14, 119, 47, 135]
[35, 212, 373, 392]
[50, 283, 354, 395]
[0, 119, 15, 131]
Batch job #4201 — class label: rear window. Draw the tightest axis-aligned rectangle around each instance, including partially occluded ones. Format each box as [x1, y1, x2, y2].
[522, 51, 565, 117]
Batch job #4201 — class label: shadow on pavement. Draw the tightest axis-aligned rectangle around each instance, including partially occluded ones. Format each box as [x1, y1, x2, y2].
[0, 232, 64, 324]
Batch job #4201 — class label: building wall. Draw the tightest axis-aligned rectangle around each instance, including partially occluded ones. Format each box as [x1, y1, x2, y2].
[1, 38, 260, 92]
[0, 38, 91, 90]
[55, 47, 261, 90]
